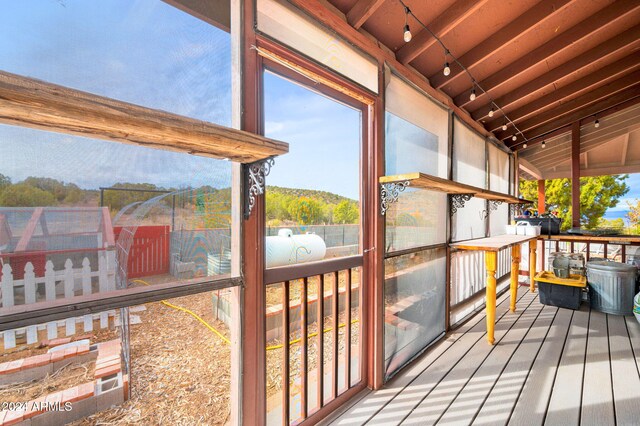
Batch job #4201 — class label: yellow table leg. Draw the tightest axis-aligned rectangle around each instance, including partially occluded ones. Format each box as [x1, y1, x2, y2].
[485, 251, 498, 345]
[529, 240, 537, 292]
[510, 244, 521, 313]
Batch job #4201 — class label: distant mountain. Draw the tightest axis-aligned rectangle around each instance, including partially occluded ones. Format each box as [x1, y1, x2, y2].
[266, 186, 355, 204]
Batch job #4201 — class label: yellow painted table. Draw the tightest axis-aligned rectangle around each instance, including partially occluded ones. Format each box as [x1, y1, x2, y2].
[450, 234, 538, 345]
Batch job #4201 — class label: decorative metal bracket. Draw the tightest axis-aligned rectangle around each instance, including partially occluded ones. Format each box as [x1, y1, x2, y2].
[449, 194, 473, 215]
[244, 157, 275, 219]
[380, 181, 410, 215]
[509, 203, 520, 218]
[488, 200, 503, 211]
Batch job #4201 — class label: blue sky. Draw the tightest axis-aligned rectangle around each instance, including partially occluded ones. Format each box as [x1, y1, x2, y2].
[263, 72, 361, 200]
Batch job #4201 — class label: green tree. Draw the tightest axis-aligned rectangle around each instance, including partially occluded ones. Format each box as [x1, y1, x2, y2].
[597, 217, 625, 230]
[266, 192, 293, 223]
[287, 196, 323, 225]
[0, 183, 56, 207]
[102, 182, 168, 212]
[520, 175, 629, 230]
[333, 200, 359, 224]
[0, 174, 10, 192]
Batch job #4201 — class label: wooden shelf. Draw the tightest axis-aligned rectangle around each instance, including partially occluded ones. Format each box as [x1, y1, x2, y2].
[379, 172, 532, 204]
[0, 71, 289, 164]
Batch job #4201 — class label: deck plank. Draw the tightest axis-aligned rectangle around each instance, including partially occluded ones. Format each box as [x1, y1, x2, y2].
[401, 293, 543, 425]
[366, 290, 536, 425]
[625, 315, 640, 372]
[471, 304, 559, 426]
[607, 314, 640, 425]
[507, 306, 574, 426]
[544, 307, 589, 426]
[327, 287, 526, 426]
[329, 296, 640, 426]
[580, 311, 615, 426]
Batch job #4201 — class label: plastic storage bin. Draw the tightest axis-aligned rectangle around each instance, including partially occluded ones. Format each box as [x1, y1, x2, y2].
[516, 217, 561, 235]
[586, 261, 637, 315]
[535, 271, 586, 310]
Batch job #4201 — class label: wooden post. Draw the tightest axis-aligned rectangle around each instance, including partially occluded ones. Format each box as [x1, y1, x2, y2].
[571, 121, 581, 229]
[510, 244, 521, 312]
[366, 63, 385, 390]
[485, 251, 498, 345]
[537, 179, 545, 215]
[235, 0, 266, 424]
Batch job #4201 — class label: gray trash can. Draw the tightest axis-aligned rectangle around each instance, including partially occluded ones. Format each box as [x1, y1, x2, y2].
[586, 261, 637, 315]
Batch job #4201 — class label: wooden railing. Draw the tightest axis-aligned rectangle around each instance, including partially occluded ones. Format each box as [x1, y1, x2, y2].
[538, 235, 640, 268]
[264, 255, 364, 425]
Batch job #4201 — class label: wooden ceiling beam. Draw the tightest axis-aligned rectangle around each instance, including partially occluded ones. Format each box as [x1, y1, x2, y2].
[472, 25, 640, 122]
[544, 163, 640, 180]
[520, 120, 640, 165]
[286, 0, 496, 140]
[429, 0, 574, 90]
[484, 54, 640, 132]
[508, 88, 640, 145]
[519, 158, 543, 180]
[346, 0, 386, 29]
[510, 96, 640, 150]
[0, 71, 288, 163]
[396, 0, 489, 65]
[162, 0, 230, 32]
[453, 0, 640, 108]
[621, 133, 630, 166]
[497, 72, 640, 140]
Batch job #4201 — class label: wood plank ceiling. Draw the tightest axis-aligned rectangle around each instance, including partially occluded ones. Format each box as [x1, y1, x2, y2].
[324, 0, 640, 172]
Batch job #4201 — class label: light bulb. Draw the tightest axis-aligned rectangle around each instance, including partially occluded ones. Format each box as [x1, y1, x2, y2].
[512, 135, 517, 141]
[488, 107, 494, 118]
[541, 141, 546, 148]
[595, 119, 600, 128]
[502, 124, 507, 131]
[469, 88, 476, 101]
[523, 143, 527, 149]
[443, 62, 450, 76]
[403, 25, 412, 42]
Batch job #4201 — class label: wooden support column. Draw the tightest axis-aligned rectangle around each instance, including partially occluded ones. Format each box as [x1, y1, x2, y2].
[366, 63, 385, 390]
[571, 121, 581, 229]
[537, 179, 545, 214]
[510, 244, 521, 312]
[485, 251, 498, 345]
[236, 0, 266, 424]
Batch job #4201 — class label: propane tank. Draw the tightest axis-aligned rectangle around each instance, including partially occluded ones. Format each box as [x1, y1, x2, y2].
[266, 229, 326, 268]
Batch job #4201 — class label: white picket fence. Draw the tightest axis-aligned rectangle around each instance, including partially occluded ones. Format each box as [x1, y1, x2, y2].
[0, 252, 116, 350]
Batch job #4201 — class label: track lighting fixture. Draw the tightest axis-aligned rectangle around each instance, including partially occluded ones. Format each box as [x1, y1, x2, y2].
[595, 119, 600, 128]
[398, 1, 526, 144]
[541, 140, 546, 148]
[403, 7, 412, 42]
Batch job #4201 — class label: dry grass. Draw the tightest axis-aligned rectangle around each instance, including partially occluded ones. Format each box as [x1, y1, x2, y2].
[0, 360, 95, 403]
[70, 289, 232, 425]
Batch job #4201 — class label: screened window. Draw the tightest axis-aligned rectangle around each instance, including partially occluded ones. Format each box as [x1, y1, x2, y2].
[452, 117, 486, 242]
[263, 71, 362, 265]
[0, 2, 238, 424]
[488, 143, 512, 236]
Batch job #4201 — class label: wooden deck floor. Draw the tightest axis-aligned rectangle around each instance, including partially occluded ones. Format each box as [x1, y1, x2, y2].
[325, 285, 640, 426]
